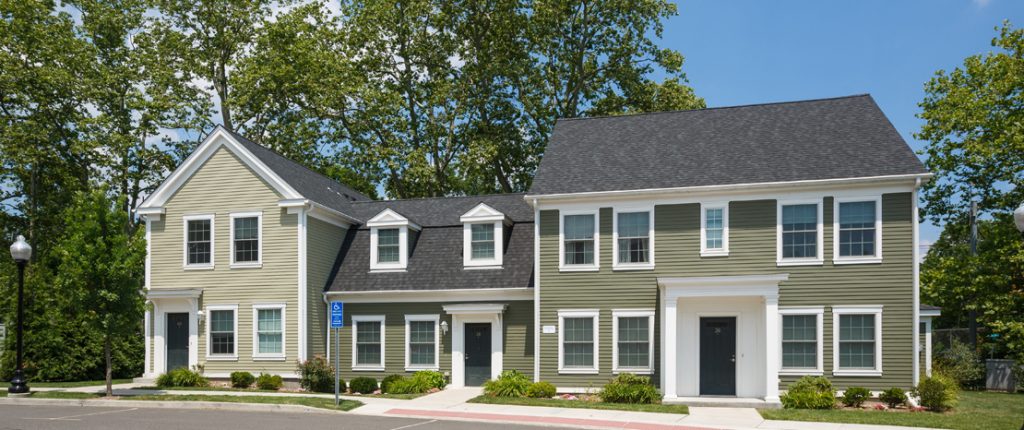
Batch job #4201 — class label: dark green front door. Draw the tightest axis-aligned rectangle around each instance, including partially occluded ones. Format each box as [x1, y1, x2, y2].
[699, 317, 736, 396]
[166, 313, 189, 371]
[464, 323, 491, 386]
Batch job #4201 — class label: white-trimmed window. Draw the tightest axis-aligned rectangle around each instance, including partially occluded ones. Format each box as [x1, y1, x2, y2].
[252, 304, 285, 359]
[832, 305, 883, 376]
[461, 203, 507, 268]
[833, 197, 883, 264]
[183, 214, 214, 268]
[777, 199, 823, 266]
[779, 307, 824, 375]
[613, 208, 654, 269]
[352, 315, 385, 370]
[206, 305, 237, 360]
[558, 310, 599, 373]
[405, 315, 440, 370]
[700, 203, 729, 257]
[612, 310, 654, 373]
[560, 211, 599, 271]
[368, 209, 419, 271]
[230, 212, 262, 267]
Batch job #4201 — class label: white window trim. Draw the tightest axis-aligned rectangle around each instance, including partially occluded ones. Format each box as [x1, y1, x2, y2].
[558, 309, 599, 374]
[205, 304, 238, 361]
[182, 214, 215, 270]
[352, 315, 386, 371]
[230, 211, 263, 268]
[832, 305, 883, 376]
[559, 209, 600, 272]
[370, 226, 408, 271]
[463, 222, 504, 268]
[832, 196, 883, 265]
[777, 199, 824, 266]
[251, 303, 286, 360]
[612, 309, 654, 374]
[778, 307, 824, 376]
[612, 207, 655, 270]
[404, 314, 440, 371]
[700, 202, 729, 257]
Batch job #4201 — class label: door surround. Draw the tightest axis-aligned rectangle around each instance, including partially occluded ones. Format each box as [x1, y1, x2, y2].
[147, 288, 201, 377]
[697, 315, 738, 396]
[444, 303, 505, 387]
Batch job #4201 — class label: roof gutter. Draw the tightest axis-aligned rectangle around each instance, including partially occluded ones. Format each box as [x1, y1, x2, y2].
[278, 198, 363, 225]
[524, 173, 934, 202]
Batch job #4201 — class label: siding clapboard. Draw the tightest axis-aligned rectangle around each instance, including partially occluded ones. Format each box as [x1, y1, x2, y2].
[307, 217, 347, 359]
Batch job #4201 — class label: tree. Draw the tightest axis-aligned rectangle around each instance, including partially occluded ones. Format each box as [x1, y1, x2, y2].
[51, 189, 146, 396]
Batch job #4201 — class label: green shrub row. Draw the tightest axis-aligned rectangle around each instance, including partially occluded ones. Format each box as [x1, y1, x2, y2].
[482, 371, 660, 404]
[783, 374, 956, 411]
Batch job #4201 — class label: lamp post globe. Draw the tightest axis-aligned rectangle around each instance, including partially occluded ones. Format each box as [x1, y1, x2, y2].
[8, 235, 31, 395]
[1014, 203, 1024, 234]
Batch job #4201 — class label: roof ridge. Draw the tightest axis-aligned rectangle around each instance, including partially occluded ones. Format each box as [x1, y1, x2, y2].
[556, 93, 873, 122]
[351, 192, 527, 205]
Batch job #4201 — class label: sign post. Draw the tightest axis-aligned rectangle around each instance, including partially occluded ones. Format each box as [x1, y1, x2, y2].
[330, 301, 344, 407]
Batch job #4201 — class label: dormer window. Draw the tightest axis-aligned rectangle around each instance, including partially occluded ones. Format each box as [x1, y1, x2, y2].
[368, 209, 419, 271]
[461, 203, 508, 269]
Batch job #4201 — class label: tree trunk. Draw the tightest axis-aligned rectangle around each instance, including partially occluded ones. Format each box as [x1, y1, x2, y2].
[105, 333, 113, 397]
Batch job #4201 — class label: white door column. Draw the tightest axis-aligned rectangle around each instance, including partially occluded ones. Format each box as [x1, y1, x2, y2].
[661, 296, 678, 399]
[764, 294, 780, 402]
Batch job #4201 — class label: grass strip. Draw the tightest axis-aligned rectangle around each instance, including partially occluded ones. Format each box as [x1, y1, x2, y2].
[468, 395, 689, 414]
[132, 386, 424, 399]
[128, 394, 362, 412]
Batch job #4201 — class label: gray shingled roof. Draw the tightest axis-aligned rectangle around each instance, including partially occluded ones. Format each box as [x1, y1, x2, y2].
[225, 128, 373, 214]
[324, 194, 534, 292]
[529, 95, 928, 195]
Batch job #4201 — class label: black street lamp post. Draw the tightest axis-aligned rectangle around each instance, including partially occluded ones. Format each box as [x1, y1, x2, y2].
[8, 235, 31, 395]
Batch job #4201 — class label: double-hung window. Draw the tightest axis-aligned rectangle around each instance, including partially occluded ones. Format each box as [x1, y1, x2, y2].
[376, 228, 401, 264]
[779, 308, 823, 375]
[778, 200, 823, 265]
[613, 310, 654, 373]
[833, 306, 883, 376]
[184, 215, 214, 268]
[470, 224, 495, 260]
[253, 304, 285, 359]
[614, 210, 653, 268]
[700, 203, 729, 256]
[207, 305, 237, 359]
[405, 315, 439, 370]
[352, 315, 385, 370]
[834, 197, 882, 264]
[558, 310, 598, 373]
[561, 212, 598, 270]
[230, 212, 261, 267]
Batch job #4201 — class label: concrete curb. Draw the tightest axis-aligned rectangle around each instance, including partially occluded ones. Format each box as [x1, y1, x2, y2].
[0, 397, 345, 415]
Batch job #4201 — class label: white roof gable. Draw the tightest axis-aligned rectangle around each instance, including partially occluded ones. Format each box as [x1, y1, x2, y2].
[367, 208, 420, 230]
[460, 203, 508, 223]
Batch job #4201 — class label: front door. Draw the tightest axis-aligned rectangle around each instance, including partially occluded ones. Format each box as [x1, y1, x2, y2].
[464, 323, 492, 386]
[699, 317, 736, 396]
[166, 313, 189, 371]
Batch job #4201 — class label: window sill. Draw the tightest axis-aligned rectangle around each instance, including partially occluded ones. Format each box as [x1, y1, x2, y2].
[464, 265, 502, 271]
[183, 265, 215, 271]
[776, 259, 823, 267]
[833, 370, 882, 377]
[405, 366, 440, 372]
[352, 366, 386, 372]
[613, 368, 652, 375]
[253, 356, 286, 361]
[230, 263, 262, 269]
[612, 264, 654, 272]
[833, 257, 882, 265]
[558, 266, 600, 273]
[700, 250, 729, 258]
[369, 268, 407, 273]
[558, 368, 599, 375]
[206, 355, 238, 361]
[780, 369, 823, 376]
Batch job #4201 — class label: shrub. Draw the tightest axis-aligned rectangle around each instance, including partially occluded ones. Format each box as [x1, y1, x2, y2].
[915, 373, 958, 411]
[599, 373, 660, 404]
[349, 377, 378, 394]
[483, 370, 531, 397]
[412, 370, 446, 390]
[381, 374, 405, 393]
[526, 381, 557, 398]
[296, 356, 335, 393]
[841, 386, 870, 408]
[156, 367, 208, 388]
[879, 387, 907, 408]
[934, 339, 984, 389]
[230, 371, 255, 389]
[388, 377, 427, 394]
[256, 373, 283, 391]
[780, 376, 835, 409]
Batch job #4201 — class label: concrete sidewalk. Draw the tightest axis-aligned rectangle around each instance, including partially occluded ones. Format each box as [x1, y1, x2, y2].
[23, 384, 934, 430]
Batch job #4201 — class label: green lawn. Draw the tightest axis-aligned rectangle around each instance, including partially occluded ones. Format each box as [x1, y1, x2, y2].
[759, 391, 1024, 430]
[468, 395, 689, 414]
[14, 379, 133, 388]
[128, 394, 362, 411]
[133, 386, 424, 399]
[31, 391, 102, 399]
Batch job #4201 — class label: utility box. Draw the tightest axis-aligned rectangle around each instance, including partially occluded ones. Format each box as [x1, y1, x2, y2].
[985, 359, 1017, 392]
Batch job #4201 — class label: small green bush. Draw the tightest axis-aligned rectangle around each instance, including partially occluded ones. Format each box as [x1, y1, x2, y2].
[296, 356, 335, 393]
[388, 377, 426, 394]
[156, 368, 208, 388]
[879, 387, 907, 408]
[483, 370, 531, 397]
[915, 373, 958, 411]
[230, 371, 255, 389]
[412, 370, 446, 390]
[381, 374, 405, 393]
[526, 381, 557, 398]
[781, 376, 835, 409]
[599, 373, 660, 404]
[841, 386, 870, 407]
[256, 373, 283, 391]
[349, 377, 378, 394]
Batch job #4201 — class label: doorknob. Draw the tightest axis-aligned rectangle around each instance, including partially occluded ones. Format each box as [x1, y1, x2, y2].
[731, 354, 736, 363]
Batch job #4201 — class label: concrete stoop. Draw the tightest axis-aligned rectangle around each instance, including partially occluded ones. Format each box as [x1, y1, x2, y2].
[664, 396, 781, 409]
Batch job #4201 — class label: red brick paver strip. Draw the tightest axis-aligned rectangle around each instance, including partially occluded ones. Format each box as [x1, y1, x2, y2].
[385, 408, 718, 430]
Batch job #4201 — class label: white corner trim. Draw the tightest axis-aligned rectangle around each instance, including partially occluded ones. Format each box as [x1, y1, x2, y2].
[297, 209, 308, 361]
[912, 179, 922, 386]
[205, 304, 239, 360]
[404, 314, 441, 371]
[611, 309, 655, 374]
[145, 219, 152, 289]
[252, 303, 287, 360]
[832, 196, 883, 265]
[182, 214, 215, 269]
[699, 202, 730, 257]
[557, 309, 600, 374]
[559, 209, 600, 271]
[832, 305, 883, 376]
[229, 211, 263, 267]
[533, 200, 541, 382]
[611, 206, 655, 270]
[351, 315, 385, 371]
[776, 198, 824, 266]
[778, 307, 824, 375]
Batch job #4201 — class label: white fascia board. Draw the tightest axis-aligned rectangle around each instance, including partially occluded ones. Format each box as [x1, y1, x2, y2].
[325, 288, 533, 303]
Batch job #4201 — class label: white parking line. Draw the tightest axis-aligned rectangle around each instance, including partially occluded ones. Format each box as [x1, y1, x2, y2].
[23, 407, 139, 421]
[388, 419, 438, 430]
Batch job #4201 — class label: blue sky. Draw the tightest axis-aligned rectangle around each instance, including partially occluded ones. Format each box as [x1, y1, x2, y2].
[662, 0, 1023, 243]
